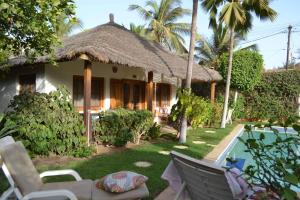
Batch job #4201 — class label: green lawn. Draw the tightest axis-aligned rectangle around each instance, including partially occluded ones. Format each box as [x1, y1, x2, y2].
[0, 123, 237, 199]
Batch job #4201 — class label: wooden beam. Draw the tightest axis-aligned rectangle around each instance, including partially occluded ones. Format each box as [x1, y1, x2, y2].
[84, 60, 92, 144]
[210, 81, 216, 104]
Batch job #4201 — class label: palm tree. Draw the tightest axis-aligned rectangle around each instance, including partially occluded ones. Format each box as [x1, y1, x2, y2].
[196, 23, 257, 69]
[202, 0, 277, 128]
[179, 0, 199, 143]
[128, 0, 191, 54]
[56, 14, 83, 39]
[129, 23, 147, 38]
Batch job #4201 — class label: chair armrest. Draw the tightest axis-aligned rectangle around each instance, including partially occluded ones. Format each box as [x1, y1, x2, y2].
[21, 189, 77, 200]
[40, 169, 82, 181]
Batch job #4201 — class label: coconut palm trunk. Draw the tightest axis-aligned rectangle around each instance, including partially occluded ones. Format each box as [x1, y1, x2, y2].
[220, 27, 235, 128]
[179, 0, 198, 143]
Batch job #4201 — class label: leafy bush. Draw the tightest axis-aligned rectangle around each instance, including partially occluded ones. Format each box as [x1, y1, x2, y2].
[93, 109, 153, 146]
[170, 89, 216, 130]
[146, 122, 161, 140]
[219, 50, 264, 92]
[4, 86, 92, 157]
[0, 113, 17, 139]
[244, 70, 300, 120]
[239, 118, 300, 199]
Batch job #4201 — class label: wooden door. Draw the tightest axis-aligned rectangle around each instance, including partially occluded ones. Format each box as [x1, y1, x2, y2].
[110, 79, 146, 110]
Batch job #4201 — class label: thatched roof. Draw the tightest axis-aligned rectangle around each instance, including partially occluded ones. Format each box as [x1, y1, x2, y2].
[7, 19, 222, 82]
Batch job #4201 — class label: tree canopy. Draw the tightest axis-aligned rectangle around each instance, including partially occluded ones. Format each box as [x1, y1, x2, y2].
[195, 23, 257, 69]
[129, 0, 191, 54]
[0, 0, 76, 63]
[219, 50, 264, 92]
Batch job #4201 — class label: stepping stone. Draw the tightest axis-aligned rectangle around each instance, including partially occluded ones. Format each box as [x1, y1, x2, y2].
[192, 140, 206, 144]
[207, 144, 216, 147]
[134, 161, 152, 168]
[158, 150, 170, 155]
[174, 145, 188, 149]
[205, 130, 216, 133]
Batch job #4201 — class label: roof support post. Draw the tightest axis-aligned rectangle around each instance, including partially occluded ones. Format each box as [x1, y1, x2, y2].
[210, 81, 216, 104]
[147, 71, 155, 113]
[83, 59, 92, 145]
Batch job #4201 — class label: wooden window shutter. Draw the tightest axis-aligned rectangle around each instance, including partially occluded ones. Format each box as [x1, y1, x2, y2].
[110, 79, 123, 109]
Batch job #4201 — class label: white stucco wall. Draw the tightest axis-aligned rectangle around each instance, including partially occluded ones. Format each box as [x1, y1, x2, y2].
[0, 65, 45, 113]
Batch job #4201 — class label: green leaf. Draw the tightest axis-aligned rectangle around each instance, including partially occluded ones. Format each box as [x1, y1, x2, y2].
[0, 3, 9, 10]
[284, 174, 299, 185]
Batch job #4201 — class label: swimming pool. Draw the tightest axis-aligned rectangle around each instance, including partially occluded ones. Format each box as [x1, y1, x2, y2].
[216, 126, 298, 168]
[215, 125, 300, 193]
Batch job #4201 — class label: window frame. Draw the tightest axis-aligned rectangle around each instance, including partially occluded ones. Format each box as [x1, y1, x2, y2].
[19, 74, 36, 94]
[72, 75, 104, 111]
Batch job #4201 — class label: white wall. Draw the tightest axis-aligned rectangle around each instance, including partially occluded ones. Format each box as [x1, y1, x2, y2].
[0, 65, 45, 113]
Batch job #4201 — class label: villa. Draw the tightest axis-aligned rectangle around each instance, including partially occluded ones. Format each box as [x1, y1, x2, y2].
[0, 14, 221, 137]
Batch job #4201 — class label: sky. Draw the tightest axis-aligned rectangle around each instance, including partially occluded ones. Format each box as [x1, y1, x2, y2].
[74, 0, 300, 69]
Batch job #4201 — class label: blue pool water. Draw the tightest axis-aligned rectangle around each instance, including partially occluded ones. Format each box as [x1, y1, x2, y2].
[218, 126, 298, 169]
[218, 126, 300, 191]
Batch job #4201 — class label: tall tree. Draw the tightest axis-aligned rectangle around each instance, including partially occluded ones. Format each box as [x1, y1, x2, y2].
[56, 15, 83, 39]
[0, 0, 75, 61]
[196, 23, 257, 69]
[129, 23, 147, 38]
[202, 0, 277, 128]
[129, 0, 191, 53]
[179, 0, 199, 143]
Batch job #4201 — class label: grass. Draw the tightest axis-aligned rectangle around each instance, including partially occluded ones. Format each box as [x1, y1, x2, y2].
[0, 123, 237, 199]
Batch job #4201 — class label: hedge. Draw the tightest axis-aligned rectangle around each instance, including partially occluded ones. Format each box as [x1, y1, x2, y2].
[244, 70, 300, 120]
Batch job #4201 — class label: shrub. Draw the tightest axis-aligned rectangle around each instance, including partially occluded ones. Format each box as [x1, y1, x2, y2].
[238, 118, 300, 199]
[131, 110, 153, 144]
[170, 89, 216, 130]
[5, 86, 92, 157]
[93, 109, 153, 146]
[0, 113, 17, 139]
[146, 122, 161, 140]
[219, 50, 264, 92]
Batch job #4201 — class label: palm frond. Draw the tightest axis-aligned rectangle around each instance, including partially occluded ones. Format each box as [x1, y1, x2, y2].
[164, 7, 191, 23]
[128, 4, 153, 20]
[219, 2, 247, 28]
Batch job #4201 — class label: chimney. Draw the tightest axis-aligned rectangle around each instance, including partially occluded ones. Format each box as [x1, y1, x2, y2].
[109, 13, 114, 23]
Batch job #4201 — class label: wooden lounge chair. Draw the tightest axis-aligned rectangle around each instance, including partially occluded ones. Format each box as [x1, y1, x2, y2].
[170, 151, 236, 200]
[0, 136, 149, 200]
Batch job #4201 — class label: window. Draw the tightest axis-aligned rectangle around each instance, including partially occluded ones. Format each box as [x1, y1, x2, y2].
[19, 74, 36, 94]
[156, 83, 171, 107]
[73, 76, 104, 110]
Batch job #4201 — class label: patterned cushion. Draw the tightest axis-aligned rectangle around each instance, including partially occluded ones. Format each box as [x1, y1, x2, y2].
[96, 171, 148, 193]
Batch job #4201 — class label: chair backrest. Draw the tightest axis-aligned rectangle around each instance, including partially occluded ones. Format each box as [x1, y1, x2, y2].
[170, 151, 235, 200]
[0, 136, 15, 174]
[0, 136, 15, 149]
[0, 141, 43, 196]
